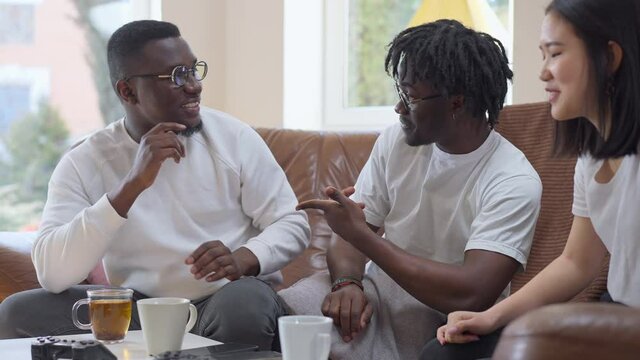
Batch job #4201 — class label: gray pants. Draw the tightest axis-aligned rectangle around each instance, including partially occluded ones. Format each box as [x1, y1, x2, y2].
[0, 277, 287, 350]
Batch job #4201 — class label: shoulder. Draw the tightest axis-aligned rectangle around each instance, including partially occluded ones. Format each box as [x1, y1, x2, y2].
[199, 107, 260, 145]
[64, 119, 128, 165]
[478, 133, 542, 197]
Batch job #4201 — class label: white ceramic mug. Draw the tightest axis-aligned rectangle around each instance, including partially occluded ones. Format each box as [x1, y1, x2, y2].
[136, 297, 197, 355]
[278, 315, 332, 360]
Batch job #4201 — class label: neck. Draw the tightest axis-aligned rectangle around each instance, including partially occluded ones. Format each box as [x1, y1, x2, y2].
[436, 117, 492, 154]
[123, 114, 149, 143]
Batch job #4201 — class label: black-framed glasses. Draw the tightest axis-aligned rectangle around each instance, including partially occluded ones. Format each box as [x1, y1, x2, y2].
[395, 83, 442, 111]
[124, 61, 208, 87]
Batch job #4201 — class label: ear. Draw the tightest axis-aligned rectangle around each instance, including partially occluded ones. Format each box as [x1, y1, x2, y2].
[450, 95, 465, 113]
[115, 79, 137, 104]
[607, 40, 623, 75]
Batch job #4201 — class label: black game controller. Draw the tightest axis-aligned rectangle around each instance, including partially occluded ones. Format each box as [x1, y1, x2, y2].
[31, 336, 117, 360]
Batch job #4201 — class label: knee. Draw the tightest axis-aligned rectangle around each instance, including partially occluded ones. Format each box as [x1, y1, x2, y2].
[0, 291, 38, 338]
[215, 279, 282, 327]
[201, 278, 284, 349]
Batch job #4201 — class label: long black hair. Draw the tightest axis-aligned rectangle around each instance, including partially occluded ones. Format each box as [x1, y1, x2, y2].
[548, 0, 640, 158]
[385, 19, 513, 129]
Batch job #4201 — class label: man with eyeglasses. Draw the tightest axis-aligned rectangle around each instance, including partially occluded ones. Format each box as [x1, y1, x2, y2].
[279, 20, 542, 360]
[0, 20, 310, 351]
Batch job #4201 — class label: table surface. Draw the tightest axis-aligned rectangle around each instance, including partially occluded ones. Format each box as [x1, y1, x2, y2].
[0, 330, 220, 360]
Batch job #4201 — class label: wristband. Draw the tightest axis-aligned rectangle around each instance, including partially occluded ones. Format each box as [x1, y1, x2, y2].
[331, 276, 364, 292]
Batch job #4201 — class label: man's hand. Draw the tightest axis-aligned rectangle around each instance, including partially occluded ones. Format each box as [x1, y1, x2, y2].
[296, 186, 369, 243]
[322, 284, 373, 343]
[436, 310, 498, 345]
[185, 241, 259, 282]
[128, 122, 186, 189]
[108, 122, 186, 217]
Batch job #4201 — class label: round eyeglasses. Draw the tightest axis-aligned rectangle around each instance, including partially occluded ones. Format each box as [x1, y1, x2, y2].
[395, 83, 442, 111]
[124, 61, 208, 87]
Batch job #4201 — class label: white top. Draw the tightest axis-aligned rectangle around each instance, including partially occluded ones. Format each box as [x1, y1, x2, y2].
[353, 124, 542, 298]
[33, 107, 310, 299]
[572, 155, 640, 306]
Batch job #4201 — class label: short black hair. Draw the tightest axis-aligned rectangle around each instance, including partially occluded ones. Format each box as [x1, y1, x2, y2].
[385, 19, 513, 129]
[107, 20, 181, 89]
[547, 0, 640, 158]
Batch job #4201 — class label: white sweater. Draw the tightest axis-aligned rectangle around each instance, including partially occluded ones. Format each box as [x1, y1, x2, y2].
[33, 107, 310, 299]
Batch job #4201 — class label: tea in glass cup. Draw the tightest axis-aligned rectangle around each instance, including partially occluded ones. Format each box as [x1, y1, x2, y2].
[72, 288, 133, 344]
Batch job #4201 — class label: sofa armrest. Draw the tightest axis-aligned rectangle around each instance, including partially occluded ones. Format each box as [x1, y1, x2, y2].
[0, 232, 40, 302]
[493, 303, 640, 360]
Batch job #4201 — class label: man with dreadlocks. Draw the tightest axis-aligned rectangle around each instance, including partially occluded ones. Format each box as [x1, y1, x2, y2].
[279, 20, 542, 359]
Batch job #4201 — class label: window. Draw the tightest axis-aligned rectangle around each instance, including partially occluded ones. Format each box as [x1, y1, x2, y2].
[0, 0, 160, 231]
[0, 3, 35, 45]
[323, 0, 512, 130]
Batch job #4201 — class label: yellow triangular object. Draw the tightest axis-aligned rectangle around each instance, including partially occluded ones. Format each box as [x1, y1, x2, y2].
[408, 0, 474, 28]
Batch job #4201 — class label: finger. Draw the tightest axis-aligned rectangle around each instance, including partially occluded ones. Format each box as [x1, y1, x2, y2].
[341, 186, 356, 197]
[325, 186, 352, 206]
[321, 295, 332, 316]
[339, 296, 352, 341]
[148, 122, 187, 135]
[360, 303, 373, 328]
[193, 252, 230, 278]
[437, 325, 447, 345]
[222, 264, 241, 281]
[186, 241, 223, 265]
[445, 332, 480, 344]
[350, 298, 362, 335]
[147, 133, 185, 158]
[328, 297, 341, 326]
[296, 199, 336, 211]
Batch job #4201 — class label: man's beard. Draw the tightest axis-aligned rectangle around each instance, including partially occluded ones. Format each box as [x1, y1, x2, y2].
[177, 121, 203, 137]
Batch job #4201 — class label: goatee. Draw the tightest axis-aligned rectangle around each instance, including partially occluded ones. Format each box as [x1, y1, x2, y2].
[177, 121, 203, 137]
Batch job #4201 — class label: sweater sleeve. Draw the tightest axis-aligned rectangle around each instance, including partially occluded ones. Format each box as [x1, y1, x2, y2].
[236, 128, 311, 276]
[33, 153, 126, 293]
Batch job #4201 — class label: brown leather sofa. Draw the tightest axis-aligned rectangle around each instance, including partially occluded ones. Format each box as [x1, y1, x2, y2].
[1, 102, 638, 358]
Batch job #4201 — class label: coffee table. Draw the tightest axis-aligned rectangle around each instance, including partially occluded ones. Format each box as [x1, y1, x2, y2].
[0, 330, 220, 359]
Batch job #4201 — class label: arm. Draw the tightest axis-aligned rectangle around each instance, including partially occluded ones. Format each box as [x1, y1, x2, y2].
[440, 216, 607, 342]
[33, 123, 186, 292]
[301, 172, 541, 314]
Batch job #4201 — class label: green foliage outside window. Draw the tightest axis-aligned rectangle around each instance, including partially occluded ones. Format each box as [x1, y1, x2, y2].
[0, 101, 70, 230]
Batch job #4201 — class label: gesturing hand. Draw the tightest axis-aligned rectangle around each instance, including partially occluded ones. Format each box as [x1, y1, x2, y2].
[322, 285, 373, 343]
[296, 186, 369, 242]
[129, 122, 186, 189]
[185, 241, 244, 282]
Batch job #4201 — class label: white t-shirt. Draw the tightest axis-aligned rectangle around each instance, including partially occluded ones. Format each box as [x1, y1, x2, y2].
[33, 107, 310, 300]
[352, 124, 542, 298]
[572, 155, 640, 306]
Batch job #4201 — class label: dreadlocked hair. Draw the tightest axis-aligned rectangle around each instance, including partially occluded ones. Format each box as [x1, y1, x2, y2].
[385, 19, 513, 128]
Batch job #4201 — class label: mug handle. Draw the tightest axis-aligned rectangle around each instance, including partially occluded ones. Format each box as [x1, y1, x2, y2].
[71, 298, 92, 330]
[184, 303, 198, 333]
[314, 333, 331, 360]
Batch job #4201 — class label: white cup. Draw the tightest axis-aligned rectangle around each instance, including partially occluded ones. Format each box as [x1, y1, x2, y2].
[136, 297, 198, 355]
[278, 315, 332, 360]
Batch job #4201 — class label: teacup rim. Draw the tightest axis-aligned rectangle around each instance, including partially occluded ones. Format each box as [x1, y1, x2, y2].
[278, 315, 333, 325]
[137, 297, 191, 305]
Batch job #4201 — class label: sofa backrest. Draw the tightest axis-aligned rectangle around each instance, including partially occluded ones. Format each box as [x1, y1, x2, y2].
[494, 102, 608, 301]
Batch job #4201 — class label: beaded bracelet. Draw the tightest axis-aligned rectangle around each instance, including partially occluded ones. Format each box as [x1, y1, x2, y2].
[331, 276, 364, 292]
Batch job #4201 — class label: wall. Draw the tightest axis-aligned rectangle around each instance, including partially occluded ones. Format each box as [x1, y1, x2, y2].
[163, 0, 284, 129]
[512, 0, 548, 104]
